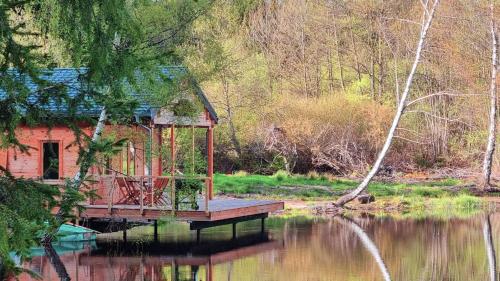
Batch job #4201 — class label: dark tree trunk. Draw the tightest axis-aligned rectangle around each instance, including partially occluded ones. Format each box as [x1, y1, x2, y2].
[43, 242, 70, 281]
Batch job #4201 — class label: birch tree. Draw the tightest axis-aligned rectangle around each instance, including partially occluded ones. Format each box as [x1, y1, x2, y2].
[335, 0, 440, 206]
[482, 2, 498, 189]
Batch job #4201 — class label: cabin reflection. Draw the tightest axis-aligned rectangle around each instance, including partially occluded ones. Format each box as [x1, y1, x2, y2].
[19, 233, 282, 281]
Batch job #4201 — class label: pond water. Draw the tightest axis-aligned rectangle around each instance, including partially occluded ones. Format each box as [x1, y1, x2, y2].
[15, 213, 500, 281]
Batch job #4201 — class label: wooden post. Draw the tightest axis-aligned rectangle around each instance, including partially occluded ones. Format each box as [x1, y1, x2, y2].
[261, 217, 265, 233]
[207, 126, 214, 200]
[170, 125, 176, 213]
[153, 220, 158, 242]
[158, 126, 163, 176]
[126, 142, 131, 175]
[122, 218, 127, 241]
[204, 178, 209, 215]
[192, 125, 195, 174]
[151, 126, 163, 177]
[140, 181, 144, 215]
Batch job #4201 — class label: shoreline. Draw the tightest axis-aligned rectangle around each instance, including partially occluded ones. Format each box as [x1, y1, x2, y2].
[230, 194, 500, 219]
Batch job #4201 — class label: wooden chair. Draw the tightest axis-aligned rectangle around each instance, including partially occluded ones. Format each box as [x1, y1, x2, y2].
[144, 177, 170, 206]
[115, 176, 141, 204]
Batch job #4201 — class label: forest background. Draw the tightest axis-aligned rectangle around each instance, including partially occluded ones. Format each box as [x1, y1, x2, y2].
[180, 0, 500, 178]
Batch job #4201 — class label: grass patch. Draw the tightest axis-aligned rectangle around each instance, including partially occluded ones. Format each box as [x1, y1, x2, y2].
[214, 173, 462, 200]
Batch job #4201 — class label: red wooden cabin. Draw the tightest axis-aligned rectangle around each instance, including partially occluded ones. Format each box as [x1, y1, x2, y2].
[0, 67, 283, 227]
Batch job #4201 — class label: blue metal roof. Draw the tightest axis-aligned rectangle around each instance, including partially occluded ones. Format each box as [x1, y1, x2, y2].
[0, 66, 218, 122]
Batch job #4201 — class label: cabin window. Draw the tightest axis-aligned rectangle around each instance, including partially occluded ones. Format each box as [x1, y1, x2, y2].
[42, 142, 60, 180]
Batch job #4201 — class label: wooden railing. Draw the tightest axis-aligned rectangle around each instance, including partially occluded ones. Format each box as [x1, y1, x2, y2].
[89, 174, 210, 216]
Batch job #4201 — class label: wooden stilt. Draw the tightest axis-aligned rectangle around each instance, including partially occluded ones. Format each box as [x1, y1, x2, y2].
[153, 220, 158, 242]
[261, 217, 265, 233]
[232, 223, 237, 240]
[196, 229, 201, 243]
[122, 218, 127, 241]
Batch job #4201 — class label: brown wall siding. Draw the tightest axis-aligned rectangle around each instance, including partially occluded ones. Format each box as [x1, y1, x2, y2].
[5, 125, 92, 179]
[0, 149, 7, 170]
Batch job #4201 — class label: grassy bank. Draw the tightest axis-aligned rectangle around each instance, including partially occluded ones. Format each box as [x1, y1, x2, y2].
[214, 172, 463, 199]
[213, 172, 488, 215]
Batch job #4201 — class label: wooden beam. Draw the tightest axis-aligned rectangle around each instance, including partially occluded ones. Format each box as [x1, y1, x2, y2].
[190, 213, 267, 230]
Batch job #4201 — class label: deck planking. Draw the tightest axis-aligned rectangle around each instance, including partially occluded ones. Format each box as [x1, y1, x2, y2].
[79, 198, 284, 222]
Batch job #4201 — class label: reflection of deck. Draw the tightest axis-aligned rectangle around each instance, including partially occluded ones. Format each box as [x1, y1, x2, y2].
[16, 234, 283, 281]
[81, 198, 284, 221]
[80, 238, 283, 266]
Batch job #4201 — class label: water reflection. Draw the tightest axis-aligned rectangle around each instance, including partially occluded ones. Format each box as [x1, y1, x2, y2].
[483, 214, 498, 281]
[18, 233, 281, 281]
[14, 214, 500, 281]
[336, 217, 392, 281]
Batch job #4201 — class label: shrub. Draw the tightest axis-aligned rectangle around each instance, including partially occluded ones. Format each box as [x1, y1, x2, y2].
[411, 186, 444, 198]
[264, 94, 393, 174]
[175, 179, 203, 210]
[273, 170, 289, 181]
[307, 171, 319, 180]
[233, 170, 248, 176]
[453, 194, 482, 209]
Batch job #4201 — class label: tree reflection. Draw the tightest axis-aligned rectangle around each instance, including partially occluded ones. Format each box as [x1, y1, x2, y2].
[483, 214, 497, 281]
[43, 242, 70, 281]
[336, 216, 392, 281]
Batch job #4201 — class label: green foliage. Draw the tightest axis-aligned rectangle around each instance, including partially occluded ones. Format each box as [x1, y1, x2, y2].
[269, 156, 289, 173]
[172, 98, 198, 117]
[175, 178, 203, 210]
[273, 170, 289, 182]
[0, 173, 60, 276]
[213, 173, 468, 200]
[452, 194, 483, 209]
[0, 0, 214, 277]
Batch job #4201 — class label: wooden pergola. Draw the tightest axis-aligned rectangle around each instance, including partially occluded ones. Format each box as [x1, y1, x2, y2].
[150, 107, 216, 201]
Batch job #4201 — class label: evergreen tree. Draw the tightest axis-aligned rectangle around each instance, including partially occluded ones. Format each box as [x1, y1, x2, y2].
[0, 0, 212, 277]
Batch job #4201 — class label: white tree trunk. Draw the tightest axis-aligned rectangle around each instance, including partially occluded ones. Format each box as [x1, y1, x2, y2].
[335, 0, 440, 206]
[336, 217, 391, 281]
[43, 106, 107, 243]
[73, 107, 107, 187]
[482, 3, 498, 189]
[483, 214, 497, 281]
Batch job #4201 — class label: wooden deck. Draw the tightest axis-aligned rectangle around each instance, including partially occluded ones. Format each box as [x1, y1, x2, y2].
[80, 198, 284, 222]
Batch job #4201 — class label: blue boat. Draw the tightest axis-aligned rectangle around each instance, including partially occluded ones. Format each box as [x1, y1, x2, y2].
[56, 224, 99, 242]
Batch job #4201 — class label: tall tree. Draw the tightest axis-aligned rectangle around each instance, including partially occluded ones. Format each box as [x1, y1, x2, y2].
[335, 0, 440, 206]
[482, 2, 498, 189]
[0, 0, 213, 278]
